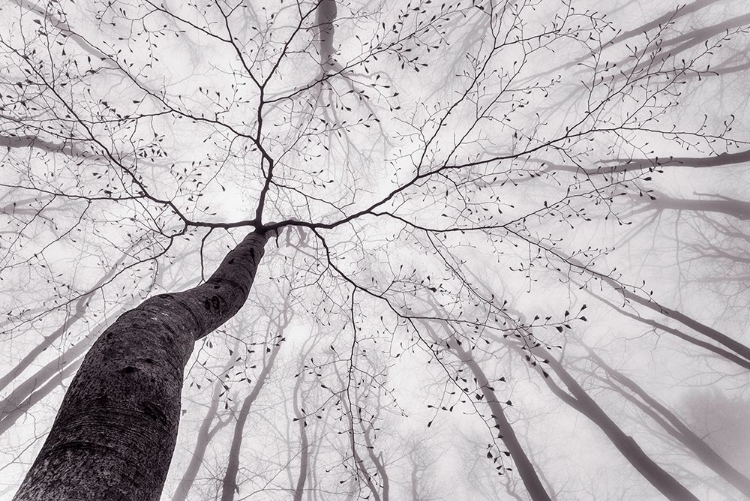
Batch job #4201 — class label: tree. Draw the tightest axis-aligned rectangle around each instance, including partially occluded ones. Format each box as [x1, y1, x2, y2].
[1, 0, 749, 499]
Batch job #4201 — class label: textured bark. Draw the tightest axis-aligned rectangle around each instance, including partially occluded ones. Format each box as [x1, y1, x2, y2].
[13, 230, 267, 501]
[0, 309, 122, 433]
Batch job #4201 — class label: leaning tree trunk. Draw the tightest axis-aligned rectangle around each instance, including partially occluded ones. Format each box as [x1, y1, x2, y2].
[13, 230, 268, 501]
[532, 351, 699, 501]
[420, 318, 552, 501]
[452, 342, 552, 501]
[291, 371, 310, 501]
[0, 308, 124, 435]
[584, 348, 750, 498]
[0, 249, 130, 394]
[220, 337, 282, 501]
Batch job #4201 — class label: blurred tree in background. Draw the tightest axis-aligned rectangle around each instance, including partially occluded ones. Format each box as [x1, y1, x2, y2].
[1, 0, 749, 499]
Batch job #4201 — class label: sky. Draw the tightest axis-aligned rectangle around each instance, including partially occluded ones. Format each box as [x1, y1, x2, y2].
[1, 0, 750, 500]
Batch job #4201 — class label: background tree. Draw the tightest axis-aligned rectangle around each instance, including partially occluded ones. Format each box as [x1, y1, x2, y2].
[1, 0, 749, 499]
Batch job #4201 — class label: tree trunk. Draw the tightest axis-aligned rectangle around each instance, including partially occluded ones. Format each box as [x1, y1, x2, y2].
[537, 353, 699, 501]
[317, 0, 337, 66]
[585, 349, 750, 498]
[13, 230, 267, 501]
[453, 343, 552, 501]
[599, 276, 750, 364]
[0, 309, 123, 434]
[171, 340, 240, 501]
[591, 293, 750, 370]
[0, 251, 129, 394]
[220, 336, 282, 501]
[409, 458, 420, 501]
[292, 371, 310, 501]
[419, 317, 552, 501]
[0, 357, 82, 436]
[360, 422, 389, 501]
[170, 383, 230, 501]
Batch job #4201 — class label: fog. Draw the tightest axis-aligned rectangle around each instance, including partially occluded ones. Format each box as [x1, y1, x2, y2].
[0, 0, 749, 499]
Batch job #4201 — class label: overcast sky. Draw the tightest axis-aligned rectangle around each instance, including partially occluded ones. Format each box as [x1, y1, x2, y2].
[1, 0, 749, 499]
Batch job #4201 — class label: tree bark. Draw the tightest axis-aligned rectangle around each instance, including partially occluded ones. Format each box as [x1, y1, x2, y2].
[13, 230, 267, 501]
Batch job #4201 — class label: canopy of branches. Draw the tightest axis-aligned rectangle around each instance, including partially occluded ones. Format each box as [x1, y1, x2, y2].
[1, 0, 749, 499]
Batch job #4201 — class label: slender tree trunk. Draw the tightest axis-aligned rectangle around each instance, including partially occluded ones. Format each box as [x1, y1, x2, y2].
[307, 399, 326, 501]
[0, 252, 129, 393]
[171, 395, 229, 501]
[347, 416, 382, 501]
[596, 274, 750, 364]
[485, 303, 701, 501]
[0, 304, 87, 394]
[532, 351, 699, 501]
[334, 371, 382, 501]
[536, 242, 750, 365]
[0, 357, 81, 435]
[585, 349, 750, 497]
[452, 342, 552, 501]
[317, 0, 338, 66]
[420, 317, 552, 501]
[409, 457, 420, 501]
[220, 336, 282, 501]
[591, 294, 750, 370]
[360, 422, 389, 501]
[13, 230, 267, 501]
[292, 371, 310, 501]
[171, 340, 240, 501]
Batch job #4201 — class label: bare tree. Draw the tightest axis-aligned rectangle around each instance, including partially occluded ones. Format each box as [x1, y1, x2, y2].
[577, 344, 750, 497]
[1, 0, 748, 499]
